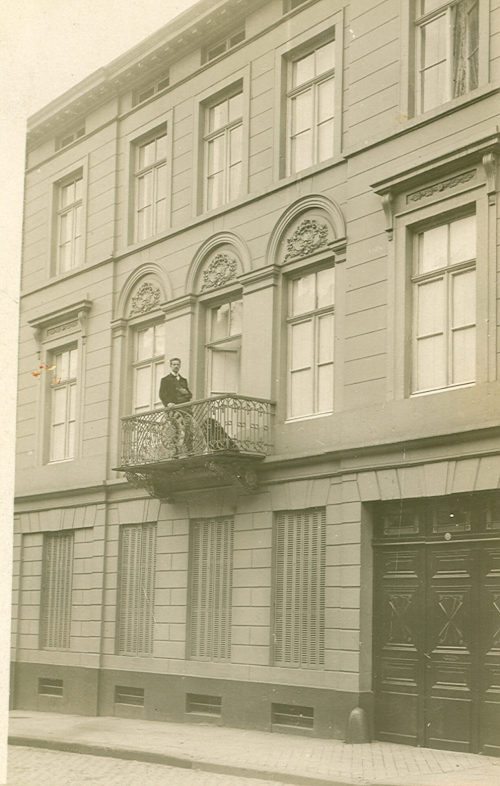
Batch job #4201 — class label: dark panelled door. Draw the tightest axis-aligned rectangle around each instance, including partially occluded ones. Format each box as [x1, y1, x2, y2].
[374, 535, 500, 754]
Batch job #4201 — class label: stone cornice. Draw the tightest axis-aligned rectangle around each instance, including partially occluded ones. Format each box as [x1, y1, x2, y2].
[28, 299, 92, 345]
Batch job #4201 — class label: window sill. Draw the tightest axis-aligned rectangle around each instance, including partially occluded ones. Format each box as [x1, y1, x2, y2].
[285, 411, 333, 424]
[410, 382, 475, 398]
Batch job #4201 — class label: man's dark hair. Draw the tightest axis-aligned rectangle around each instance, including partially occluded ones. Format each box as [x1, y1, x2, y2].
[169, 357, 181, 364]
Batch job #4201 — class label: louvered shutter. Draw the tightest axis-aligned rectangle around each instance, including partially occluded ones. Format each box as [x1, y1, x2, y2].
[189, 518, 233, 661]
[117, 523, 156, 655]
[273, 508, 325, 667]
[40, 531, 74, 649]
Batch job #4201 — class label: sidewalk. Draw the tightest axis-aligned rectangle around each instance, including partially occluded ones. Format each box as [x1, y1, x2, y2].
[8, 710, 500, 786]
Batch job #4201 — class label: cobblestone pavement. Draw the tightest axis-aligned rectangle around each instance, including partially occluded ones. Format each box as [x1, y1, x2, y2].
[7, 746, 294, 786]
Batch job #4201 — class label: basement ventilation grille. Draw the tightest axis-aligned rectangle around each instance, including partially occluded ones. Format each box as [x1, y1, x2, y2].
[114, 686, 145, 706]
[38, 678, 63, 697]
[186, 693, 222, 716]
[271, 703, 314, 729]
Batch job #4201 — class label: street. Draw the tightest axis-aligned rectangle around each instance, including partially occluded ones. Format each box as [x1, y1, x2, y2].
[7, 746, 294, 786]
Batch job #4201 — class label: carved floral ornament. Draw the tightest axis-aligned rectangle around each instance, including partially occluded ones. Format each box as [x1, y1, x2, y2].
[201, 253, 238, 292]
[284, 218, 329, 261]
[129, 281, 161, 316]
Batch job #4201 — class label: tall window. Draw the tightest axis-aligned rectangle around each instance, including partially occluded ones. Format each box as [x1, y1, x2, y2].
[273, 508, 325, 668]
[206, 299, 242, 395]
[50, 346, 77, 462]
[117, 523, 156, 656]
[132, 323, 164, 413]
[287, 38, 335, 174]
[188, 517, 233, 661]
[135, 131, 167, 241]
[412, 213, 476, 393]
[56, 173, 83, 273]
[287, 267, 334, 418]
[415, 0, 479, 113]
[204, 90, 243, 211]
[205, 28, 245, 62]
[40, 531, 74, 649]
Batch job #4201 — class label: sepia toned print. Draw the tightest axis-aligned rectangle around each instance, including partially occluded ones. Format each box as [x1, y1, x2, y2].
[11, 0, 500, 774]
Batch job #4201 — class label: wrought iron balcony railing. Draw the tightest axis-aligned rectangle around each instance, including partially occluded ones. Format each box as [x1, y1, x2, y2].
[119, 394, 274, 468]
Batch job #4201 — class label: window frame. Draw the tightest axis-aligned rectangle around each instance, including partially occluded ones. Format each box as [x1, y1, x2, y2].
[132, 72, 170, 107]
[402, 0, 489, 119]
[54, 169, 84, 275]
[192, 70, 249, 217]
[273, 17, 343, 182]
[204, 293, 243, 397]
[285, 261, 335, 421]
[133, 128, 169, 242]
[48, 344, 79, 463]
[130, 320, 165, 414]
[203, 86, 244, 213]
[116, 522, 157, 656]
[411, 211, 477, 394]
[204, 27, 245, 63]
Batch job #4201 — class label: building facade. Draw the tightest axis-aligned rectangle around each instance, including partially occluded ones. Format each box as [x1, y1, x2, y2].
[12, 0, 500, 754]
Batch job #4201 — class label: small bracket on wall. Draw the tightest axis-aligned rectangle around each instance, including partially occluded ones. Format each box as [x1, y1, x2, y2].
[482, 152, 497, 206]
[381, 193, 394, 241]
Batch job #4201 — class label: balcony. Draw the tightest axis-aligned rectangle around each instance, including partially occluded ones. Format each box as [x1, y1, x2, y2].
[115, 395, 274, 499]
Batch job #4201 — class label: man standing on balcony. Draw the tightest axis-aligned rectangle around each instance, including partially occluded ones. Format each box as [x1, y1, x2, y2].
[159, 358, 192, 407]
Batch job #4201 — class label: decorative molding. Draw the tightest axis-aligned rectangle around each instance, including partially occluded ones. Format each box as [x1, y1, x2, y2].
[201, 254, 238, 291]
[46, 319, 79, 338]
[129, 281, 161, 316]
[406, 170, 476, 204]
[482, 152, 497, 205]
[284, 218, 329, 260]
[29, 299, 92, 347]
[381, 193, 394, 241]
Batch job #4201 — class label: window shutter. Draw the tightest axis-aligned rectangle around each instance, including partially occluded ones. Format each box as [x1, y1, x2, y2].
[118, 523, 156, 655]
[40, 531, 74, 649]
[274, 508, 325, 667]
[189, 517, 233, 661]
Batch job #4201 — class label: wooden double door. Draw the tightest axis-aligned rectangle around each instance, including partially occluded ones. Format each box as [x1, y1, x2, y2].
[374, 540, 500, 755]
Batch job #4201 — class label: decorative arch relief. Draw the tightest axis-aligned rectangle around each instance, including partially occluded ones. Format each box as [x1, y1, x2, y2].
[129, 281, 162, 317]
[198, 250, 241, 293]
[280, 211, 334, 264]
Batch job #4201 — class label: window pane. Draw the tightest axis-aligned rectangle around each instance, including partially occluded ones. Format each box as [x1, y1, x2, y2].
[139, 140, 155, 169]
[156, 133, 167, 160]
[53, 387, 67, 423]
[134, 365, 152, 411]
[422, 16, 447, 67]
[67, 420, 75, 458]
[208, 135, 224, 175]
[316, 40, 335, 75]
[291, 131, 313, 173]
[51, 423, 65, 461]
[317, 118, 334, 162]
[291, 90, 313, 133]
[317, 268, 335, 308]
[138, 172, 152, 209]
[317, 363, 334, 413]
[290, 369, 313, 417]
[452, 326, 475, 384]
[449, 215, 475, 263]
[69, 349, 78, 379]
[317, 78, 335, 122]
[154, 325, 164, 356]
[416, 334, 446, 391]
[210, 348, 239, 394]
[59, 212, 72, 243]
[417, 278, 444, 335]
[230, 299, 243, 335]
[154, 361, 164, 407]
[292, 273, 315, 315]
[207, 173, 223, 210]
[212, 303, 231, 340]
[56, 351, 69, 382]
[419, 224, 448, 273]
[75, 205, 82, 237]
[291, 320, 313, 370]
[137, 206, 152, 240]
[452, 269, 475, 327]
[422, 60, 448, 111]
[156, 163, 167, 200]
[61, 181, 75, 208]
[137, 327, 154, 360]
[229, 162, 242, 201]
[293, 52, 314, 87]
[68, 383, 77, 420]
[74, 177, 83, 202]
[209, 100, 228, 132]
[156, 198, 167, 234]
[318, 314, 334, 363]
[229, 92, 243, 122]
[229, 125, 242, 165]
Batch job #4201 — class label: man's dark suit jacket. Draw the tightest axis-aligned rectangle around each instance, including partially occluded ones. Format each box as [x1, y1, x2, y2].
[159, 373, 192, 406]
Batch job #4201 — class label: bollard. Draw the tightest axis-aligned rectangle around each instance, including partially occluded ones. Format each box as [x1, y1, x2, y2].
[345, 706, 370, 743]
